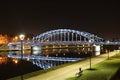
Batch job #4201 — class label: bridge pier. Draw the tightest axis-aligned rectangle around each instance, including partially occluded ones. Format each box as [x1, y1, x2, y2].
[93, 44, 100, 55]
[31, 45, 42, 54]
[31, 46, 41, 51]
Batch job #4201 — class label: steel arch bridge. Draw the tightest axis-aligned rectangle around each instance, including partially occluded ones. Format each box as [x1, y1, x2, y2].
[33, 29, 103, 43]
[8, 29, 105, 50]
[8, 29, 120, 51]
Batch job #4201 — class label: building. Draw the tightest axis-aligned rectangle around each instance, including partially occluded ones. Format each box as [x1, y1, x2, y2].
[0, 34, 9, 44]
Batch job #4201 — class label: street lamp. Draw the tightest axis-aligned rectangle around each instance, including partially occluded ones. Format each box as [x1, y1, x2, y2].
[19, 34, 25, 41]
[89, 48, 92, 70]
[108, 50, 110, 60]
[118, 47, 120, 54]
[19, 34, 25, 58]
[106, 40, 110, 60]
[19, 34, 25, 80]
[89, 39, 94, 70]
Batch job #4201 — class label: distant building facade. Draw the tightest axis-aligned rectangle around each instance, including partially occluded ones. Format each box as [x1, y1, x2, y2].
[0, 34, 9, 44]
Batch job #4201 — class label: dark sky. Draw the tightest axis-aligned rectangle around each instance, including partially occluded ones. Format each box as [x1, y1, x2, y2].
[0, 1, 120, 39]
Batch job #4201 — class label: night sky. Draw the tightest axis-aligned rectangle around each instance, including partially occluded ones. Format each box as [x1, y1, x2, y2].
[0, 1, 120, 39]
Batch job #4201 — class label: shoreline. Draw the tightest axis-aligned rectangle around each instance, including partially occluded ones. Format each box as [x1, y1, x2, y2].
[0, 49, 31, 52]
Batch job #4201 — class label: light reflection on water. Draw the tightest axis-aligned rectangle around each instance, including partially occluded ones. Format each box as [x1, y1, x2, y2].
[7, 48, 100, 69]
[0, 51, 41, 79]
[0, 48, 100, 70]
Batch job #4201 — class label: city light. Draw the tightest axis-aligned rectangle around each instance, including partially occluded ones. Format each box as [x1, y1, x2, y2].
[19, 34, 25, 41]
[0, 34, 9, 44]
[13, 59, 18, 64]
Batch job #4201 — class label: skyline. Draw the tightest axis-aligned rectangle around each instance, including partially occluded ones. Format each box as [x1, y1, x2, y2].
[0, 1, 120, 39]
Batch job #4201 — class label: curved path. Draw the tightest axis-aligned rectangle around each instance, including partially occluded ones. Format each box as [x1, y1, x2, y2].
[26, 51, 116, 80]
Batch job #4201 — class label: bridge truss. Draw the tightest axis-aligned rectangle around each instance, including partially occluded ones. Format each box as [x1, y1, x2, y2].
[33, 29, 103, 44]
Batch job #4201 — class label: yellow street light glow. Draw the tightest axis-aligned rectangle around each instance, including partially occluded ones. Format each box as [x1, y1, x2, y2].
[19, 34, 25, 40]
[15, 36, 18, 40]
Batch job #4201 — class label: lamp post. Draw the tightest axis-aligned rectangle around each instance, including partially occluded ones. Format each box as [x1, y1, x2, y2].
[118, 47, 120, 54]
[90, 51, 92, 69]
[89, 39, 94, 70]
[19, 34, 25, 80]
[108, 50, 109, 60]
[106, 40, 110, 60]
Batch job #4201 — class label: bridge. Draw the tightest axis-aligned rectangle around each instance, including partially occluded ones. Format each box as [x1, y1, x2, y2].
[32, 29, 103, 46]
[8, 29, 120, 49]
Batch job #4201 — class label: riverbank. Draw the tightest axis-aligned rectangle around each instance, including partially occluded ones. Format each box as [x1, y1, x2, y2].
[67, 53, 120, 80]
[0, 49, 31, 52]
[0, 49, 19, 52]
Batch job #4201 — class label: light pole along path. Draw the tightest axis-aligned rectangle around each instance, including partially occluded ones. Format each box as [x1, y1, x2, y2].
[19, 34, 25, 80]
[26, 51, 116, 80]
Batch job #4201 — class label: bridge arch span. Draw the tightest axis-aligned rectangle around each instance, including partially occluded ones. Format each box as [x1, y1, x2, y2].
[33, 29, 103, 42]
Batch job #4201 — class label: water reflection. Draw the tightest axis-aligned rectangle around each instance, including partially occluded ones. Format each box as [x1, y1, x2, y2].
[0, 56, 8, 64]
[0, 51, 41, 79]
[42, 48, 95, 58]
[7, 47, 100, 69]
[30, 59, 73, 69]
[0, 52, 9, 64]
[8, 51, 82, 69]
[12, 58, 18, 64]
[32, 50, 41, 55]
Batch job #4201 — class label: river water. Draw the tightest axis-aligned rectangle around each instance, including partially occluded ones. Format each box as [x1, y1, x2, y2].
[0, 47, 100, 79]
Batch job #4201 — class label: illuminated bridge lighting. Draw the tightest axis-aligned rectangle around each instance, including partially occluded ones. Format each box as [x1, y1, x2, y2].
[8, 29, 120, 50]
[33, 29, 103, 43]
[8, 54, 83, 62]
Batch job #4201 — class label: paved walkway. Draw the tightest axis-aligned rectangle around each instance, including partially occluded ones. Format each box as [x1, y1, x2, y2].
[26, 51, 116, 80]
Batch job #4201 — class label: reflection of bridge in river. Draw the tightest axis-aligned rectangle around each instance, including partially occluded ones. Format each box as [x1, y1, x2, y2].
[8, 54, 82, 61]
[8, 53, 83, 69]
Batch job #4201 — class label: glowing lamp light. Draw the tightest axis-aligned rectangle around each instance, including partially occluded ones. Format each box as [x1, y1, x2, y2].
[19, 34, 25, 40]
[15, 36, 18, 40]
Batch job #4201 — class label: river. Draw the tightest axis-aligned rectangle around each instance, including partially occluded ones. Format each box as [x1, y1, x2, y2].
[0, 47, 100, 79]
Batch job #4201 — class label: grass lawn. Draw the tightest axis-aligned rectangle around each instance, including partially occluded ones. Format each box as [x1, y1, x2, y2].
[67, 53, 120, 80]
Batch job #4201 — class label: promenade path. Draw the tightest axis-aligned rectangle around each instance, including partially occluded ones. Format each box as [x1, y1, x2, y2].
[26, 51, 117, 80]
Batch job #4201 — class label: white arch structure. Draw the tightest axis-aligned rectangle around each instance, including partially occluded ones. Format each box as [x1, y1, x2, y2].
[33, 29, 103, 43]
